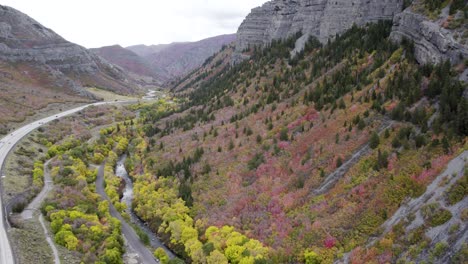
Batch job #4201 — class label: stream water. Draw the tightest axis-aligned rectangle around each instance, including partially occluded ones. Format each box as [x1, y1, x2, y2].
[115, 155, 176, 258]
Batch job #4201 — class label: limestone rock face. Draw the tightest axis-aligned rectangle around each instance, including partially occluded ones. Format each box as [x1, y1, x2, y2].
[390, 9, 468, 65]
[0, 5, 140, 96]
[234, 0, 402, 59]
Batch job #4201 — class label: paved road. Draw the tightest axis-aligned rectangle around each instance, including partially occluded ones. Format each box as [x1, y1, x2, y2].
[0, 100, 135, 264]
[96, 164, 158, 264]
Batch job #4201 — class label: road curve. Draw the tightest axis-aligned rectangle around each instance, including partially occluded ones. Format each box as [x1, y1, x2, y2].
[96, 164, 158, 264]
[0, 100, 136, 264]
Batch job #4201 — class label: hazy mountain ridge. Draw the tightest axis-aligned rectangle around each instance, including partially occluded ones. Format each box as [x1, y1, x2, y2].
[90, 45, 158, 84]
[125, 34, 236, 84]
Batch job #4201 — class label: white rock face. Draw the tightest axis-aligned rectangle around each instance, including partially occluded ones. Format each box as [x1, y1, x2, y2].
[390, 9, 468, 65]
[234, 0, 403, 59]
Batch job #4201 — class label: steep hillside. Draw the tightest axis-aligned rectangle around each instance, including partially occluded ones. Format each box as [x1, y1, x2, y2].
[112, 19, 467, 263]
[90, 45, 158, 84]
[0, 5, 142, 130]
[127, 34, 236, 83]
[0, 5, 141, 95]
[170, 44, 234, 92]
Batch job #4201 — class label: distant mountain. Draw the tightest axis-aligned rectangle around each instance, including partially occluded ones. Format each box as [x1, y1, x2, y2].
[126, 34, 237, 83]
[126, 43, 173, 57]
[90, 45, 157, 84]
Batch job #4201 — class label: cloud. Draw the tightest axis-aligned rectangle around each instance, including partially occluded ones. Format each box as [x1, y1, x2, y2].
[0, 0, 266, 48]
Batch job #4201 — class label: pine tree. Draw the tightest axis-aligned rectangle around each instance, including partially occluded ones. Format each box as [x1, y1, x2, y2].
[369, 132, 380, 149]
[456, 99, 468, 136]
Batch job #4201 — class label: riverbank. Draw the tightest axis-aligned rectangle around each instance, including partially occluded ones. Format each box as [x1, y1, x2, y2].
[116, 155, 176, 258]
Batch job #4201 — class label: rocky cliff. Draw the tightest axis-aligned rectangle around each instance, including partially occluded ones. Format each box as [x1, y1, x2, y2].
[390, 5, 468, 66]
[234, 0, 402, 60]
[0, 5, 140, 96]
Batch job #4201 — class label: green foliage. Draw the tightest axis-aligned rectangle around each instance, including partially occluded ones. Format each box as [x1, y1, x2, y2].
[154, 248, 169, 264]
[336, 157, 343, 168]
[375, 150, 389, 171]
[432, 242, 448, 258]
[279, 128, 289, 141]
[369, 132, 380, 149]
[421, 203, 452, 227]
[446, 170, 468, 205]
[248, 153, 265, 170]
[304, 250, 321, 264]
[450, 0, 466, 14]
[32, 161, 44, 187]
[423, 0, 445, 12]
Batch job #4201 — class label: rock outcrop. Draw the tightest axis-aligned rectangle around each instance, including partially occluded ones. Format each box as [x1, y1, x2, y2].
[234, 0, 402, 60]
[0, 5, 140, 96]
[390, 8, 468, 65]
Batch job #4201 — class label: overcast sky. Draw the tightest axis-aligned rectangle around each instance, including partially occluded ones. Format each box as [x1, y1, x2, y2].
[1, 0, 267, 48]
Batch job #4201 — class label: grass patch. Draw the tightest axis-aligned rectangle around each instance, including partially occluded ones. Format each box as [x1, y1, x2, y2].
[2, 132, 45, 204]
[130, 222, 150, 246]
[445, 167, 468, 205]
[10, 219, 54, 264]
[85, 87, 138, 102]
[421, 203, 452, 227]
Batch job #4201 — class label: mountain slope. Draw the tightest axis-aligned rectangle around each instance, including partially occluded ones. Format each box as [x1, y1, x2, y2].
[127, 34, 236, 83]
[121, 13, 467, 263]
[0, 5, 141, 96]
[90, 45, 157, 83]
[0, 5, 142, 129]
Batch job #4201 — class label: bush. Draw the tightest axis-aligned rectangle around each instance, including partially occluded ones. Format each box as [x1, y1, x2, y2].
[280, 128, 289, 141]
[422, 203, 452, 227]
[154, 248, 169, 264]
[446, 170, 467, 205]
[248, 153, 265, 170]
[304, 250, 321, 264]
[432, 242, 448, 258]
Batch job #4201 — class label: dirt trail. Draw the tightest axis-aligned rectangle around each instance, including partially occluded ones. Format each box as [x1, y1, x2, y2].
[21, 159, 53, 220]
[39, 214, 60, 264]
[19, 159, 60, 264]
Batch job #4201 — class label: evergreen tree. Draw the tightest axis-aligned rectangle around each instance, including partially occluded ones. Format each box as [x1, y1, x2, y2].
[369, 132, 380, 149]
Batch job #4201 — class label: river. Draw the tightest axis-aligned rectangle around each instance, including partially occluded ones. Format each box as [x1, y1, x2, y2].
[115, 155, 176, 259]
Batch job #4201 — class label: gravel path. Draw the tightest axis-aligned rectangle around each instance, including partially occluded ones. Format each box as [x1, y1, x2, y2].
[39, 214, 60, 264]
[21, 159, 53, 220]
[19, 158, 60, 264]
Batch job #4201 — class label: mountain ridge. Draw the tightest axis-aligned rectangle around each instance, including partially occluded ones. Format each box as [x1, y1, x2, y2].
[0, 5, 141, 96]
[125, 34, 236, 84]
